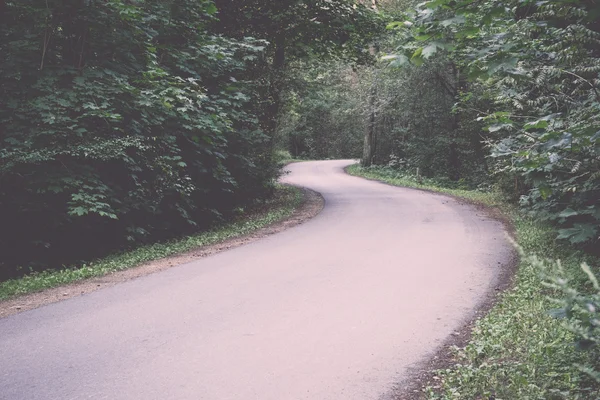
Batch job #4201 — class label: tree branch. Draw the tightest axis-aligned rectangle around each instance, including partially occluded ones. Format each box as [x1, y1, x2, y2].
[560, 69, 600, 102]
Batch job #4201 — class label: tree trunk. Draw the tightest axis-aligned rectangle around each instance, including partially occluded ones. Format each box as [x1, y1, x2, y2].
[263, 34, 285, 147]
[445, 62, 464, 180]
[362, 71, 377, 167]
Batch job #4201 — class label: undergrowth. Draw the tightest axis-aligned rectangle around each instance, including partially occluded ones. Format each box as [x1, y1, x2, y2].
[348, 164, 600, 400]
[0, 185, 303, 301]
[274, 149, 312, 168]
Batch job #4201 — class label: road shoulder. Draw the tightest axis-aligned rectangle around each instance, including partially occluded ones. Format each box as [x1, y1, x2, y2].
[345, 165, 519, 400]
[0, 187, 324, 319]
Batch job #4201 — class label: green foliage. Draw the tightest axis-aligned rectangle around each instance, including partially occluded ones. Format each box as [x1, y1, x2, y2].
[347, 165, 501, 205]
[368, 56, 490, 184]
[0, 0, 275, 279]
[298, 34, 492, 185]
[0, 0, 383, 280]
[545, 260, 600, 387]
[273, 149, 294, 166]
[212, 0, 385, 140]
[384, 0, 600, 249]
[277, 61, 366, 159]
[212, 0, 384, 64]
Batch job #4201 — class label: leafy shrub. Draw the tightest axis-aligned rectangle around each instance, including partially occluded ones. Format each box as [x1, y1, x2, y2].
[381, 0, 600, 250]
[273, 149, 294, 166]
[0, 0, 275, 279]
[545, 258, 600, 388]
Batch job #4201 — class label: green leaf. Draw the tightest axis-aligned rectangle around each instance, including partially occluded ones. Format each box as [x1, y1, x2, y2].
[559, 208, 578, 218]
[422, 43, 439, 58]
[206, 3, 218, 15]
[488, 123, 512, 132]
[539, 185, 553, 199]
[440, 16, 466, 27]
[383, 54, 409, 67]
[488, 57, 518, 74]
[411, 48, 424, 66]
[70, 207, 88, 217]
[387, 21, 407, 30]
[557, 224, 599, 244]
[523, 119, 550, 131]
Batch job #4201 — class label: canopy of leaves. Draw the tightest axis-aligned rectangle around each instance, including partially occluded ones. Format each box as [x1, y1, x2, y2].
[0, 0, 275, 278]
[212, 0, 385, 65]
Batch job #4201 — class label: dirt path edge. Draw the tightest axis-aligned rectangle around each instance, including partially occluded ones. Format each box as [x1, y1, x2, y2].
[0, 187, 324, 319]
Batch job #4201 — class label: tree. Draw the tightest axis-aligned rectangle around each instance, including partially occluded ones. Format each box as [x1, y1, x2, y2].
[212, 0, 384, 139]
[0, 0, 275, 278]
[277, 60, 366, 159]
[383, 0, 600, 248]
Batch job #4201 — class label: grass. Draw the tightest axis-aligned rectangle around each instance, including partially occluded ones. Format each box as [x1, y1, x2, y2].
[347, 164, 600, 399]
[279, 158, 310, 167]
[278, 158, 314, 168]
[0, 184, 303, 301]
[347, 164, 502, 207]
[273, 149, 313, 168]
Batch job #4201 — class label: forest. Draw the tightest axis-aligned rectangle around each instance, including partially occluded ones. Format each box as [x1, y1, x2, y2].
[1, 0, 599, 398]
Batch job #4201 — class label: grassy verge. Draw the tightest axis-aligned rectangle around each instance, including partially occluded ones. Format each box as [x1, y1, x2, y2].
[347, 164, 504, 207]
[278, 159, 310, 167]
[347, 165, 599, 399]
[273, 149, 313, 168]
[0, 185, 303, 301]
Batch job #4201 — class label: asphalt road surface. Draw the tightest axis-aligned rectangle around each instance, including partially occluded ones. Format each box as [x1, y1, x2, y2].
[0, 160, 512, 400]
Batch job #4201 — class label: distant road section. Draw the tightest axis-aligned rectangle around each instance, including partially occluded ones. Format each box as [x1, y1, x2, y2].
[0, 160, 512, 400]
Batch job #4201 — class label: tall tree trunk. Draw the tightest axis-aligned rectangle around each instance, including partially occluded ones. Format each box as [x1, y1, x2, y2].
[362, 74, 377, 167]
[263, 34, 285, 148]
[443, 62, 464, 180]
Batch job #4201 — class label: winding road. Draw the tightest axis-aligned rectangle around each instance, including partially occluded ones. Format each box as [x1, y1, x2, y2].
[0, 160, 512, 400]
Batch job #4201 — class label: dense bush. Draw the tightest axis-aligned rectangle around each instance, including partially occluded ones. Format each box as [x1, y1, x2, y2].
[546, 259, 600, 388]
[384, 0, 600, 249]
[0, 0, 274, 279]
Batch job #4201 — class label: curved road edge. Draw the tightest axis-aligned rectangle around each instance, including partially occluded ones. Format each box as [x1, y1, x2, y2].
[345, 165, 519, 399]
[0, 185, 325, 319]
